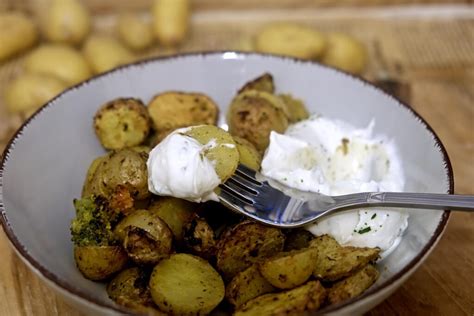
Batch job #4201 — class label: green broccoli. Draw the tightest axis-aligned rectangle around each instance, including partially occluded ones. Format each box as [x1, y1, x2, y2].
[70, 195, 122, 246]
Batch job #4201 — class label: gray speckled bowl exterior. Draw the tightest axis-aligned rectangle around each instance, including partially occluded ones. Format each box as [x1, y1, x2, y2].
[0, 52, 452, 315]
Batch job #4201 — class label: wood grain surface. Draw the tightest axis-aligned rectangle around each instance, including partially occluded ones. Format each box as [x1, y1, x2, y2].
[0, 4, 473, 316]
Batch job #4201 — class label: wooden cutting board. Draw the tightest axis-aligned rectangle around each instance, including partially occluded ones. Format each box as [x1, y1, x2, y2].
[0, 4, 473, 316]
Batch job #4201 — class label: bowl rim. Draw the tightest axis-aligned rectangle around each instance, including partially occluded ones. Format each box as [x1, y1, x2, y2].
[0, 51, 452, 314]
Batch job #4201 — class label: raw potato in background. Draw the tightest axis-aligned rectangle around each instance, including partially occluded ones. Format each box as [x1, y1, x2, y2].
[0, 12, 38, 62]
[152, 0, 190, 46]
[322, 33, 368, 74]
[4, 73, 67, 114]
[38, 0, 91, 45]
[117, 13, 154, 51]
[83, 35, 134, 74]
[24, 44, 92, 86]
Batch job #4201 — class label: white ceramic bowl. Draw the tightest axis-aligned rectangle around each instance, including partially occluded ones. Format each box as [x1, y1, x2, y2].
[0, 52, 452, 315]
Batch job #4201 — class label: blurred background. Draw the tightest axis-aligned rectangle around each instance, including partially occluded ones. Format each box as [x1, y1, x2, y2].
[0, 1, 472, 315]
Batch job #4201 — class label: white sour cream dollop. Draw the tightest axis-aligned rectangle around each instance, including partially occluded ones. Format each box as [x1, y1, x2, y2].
[261, 115, 408, 253]
[147, 128, 220, 203]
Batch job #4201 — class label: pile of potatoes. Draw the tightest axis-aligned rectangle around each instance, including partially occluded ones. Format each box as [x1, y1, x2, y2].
[1, 0, 191, 117]
[71, 73, 381, 315]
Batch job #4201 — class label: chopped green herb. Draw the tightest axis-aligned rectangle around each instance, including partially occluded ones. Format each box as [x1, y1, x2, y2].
[357, 227, 371, 234]
[371, 213, 377, 219]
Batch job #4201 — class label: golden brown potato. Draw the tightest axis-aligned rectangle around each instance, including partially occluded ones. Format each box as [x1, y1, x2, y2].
[149, 253, 225, 315]
[182, 215, 217, 259]
[83, 35, 134, 74]
[82, 149, 150, 200]
[152, 0, 190, 46]
[255, 23, 326, 60]
[149, 197, 196, 242]
[235, 280, 327, 316]
[185, 125, 240, 182]
[4, 73, 68, 114]
[117, 13, 154, 51]
[114, 210, 173, 265]
[284, 229, 314, 251]
[227, 90, 289, 152]
[24, 44, 91, 86]
[310, 235, 380, 282]
[0, 12, 38, 62]
[279, 93, 310, 123]
[94, 98, 151, 150]
[259, 247, 318, 289]
[233, 136, 262, 171]
[74, 245, 128, 281]
[226, 264, 275, 307]
[216, 221, 285, 280]
[107, 267, 154, 307]
[147, 92, 219, 132]
[238, 73, 275, 94]
[321, 33, 368, 75]
[39, 0, 91, 45]
[328, 264, 379, 305]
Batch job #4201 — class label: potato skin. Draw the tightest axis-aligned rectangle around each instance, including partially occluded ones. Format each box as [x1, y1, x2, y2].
[5, 73, 67, 114]
[237, 73, 274, 94]
[24, 44, 92, 86]
[83, 149, 150, 200]
[185, 125, 239, 182]
[279, 93, 310, 123]
[147, 92, 219, 132]
[284, 229, 314, 251]
[152, 0, 190, 46]
[328, 264, 379, 305]
[182, 215, 217, 259]
[258, 247, 318, 289]
[310, 235, 380, 281]
[149, 197, 196, 242]
[216, 221, 285, 280]
[321, 33, 368, 75]
[149, 253, 225, 315]
[107, 267, 154, 307]
[226, 264, 275, 307]
[83, 35, 134, 74]
[114, 210, 173, 265]
[117, 13, 154, 51]
[255, 23, 326, 60]
[227, 90, 289, 152]
[0, 12, 38, 62]
[94, 98, 151, 150]
[235, 280, 327, 316]
[233, 136, 262, 171]
[74, 245, 128, 281]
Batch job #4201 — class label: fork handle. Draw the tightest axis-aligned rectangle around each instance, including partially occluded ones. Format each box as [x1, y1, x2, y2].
[336, 192, 474, 211]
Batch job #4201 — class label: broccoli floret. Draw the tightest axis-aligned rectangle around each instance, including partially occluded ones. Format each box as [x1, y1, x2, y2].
[70, 195, 121, 246]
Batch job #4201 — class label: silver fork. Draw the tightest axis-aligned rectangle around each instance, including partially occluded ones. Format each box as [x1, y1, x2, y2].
[218, 164, 474, 228]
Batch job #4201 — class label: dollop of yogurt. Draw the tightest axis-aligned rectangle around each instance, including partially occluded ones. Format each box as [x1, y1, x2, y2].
[261, 115, 408, 253]
[147, 128, 220, 203]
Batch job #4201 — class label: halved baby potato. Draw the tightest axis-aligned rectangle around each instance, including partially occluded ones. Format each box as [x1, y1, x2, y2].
[149, 253, 225, 315]
[237, 73, 275, 94]
[147, 92, 218, 132]
[107, 267, 154, 308]
[233, 136, 262, 171]
[184, 125, 239, 182]
[279, 93, 310, 123]
[94, 98, 151, 150]
[182, 214, 217, 259]
[74, 245, 128, 281]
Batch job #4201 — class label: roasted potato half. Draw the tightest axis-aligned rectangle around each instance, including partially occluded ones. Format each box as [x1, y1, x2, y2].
[310, 235, 380, 282]
[83, 149, 150, 200]
[216, 221, 285, 280]
[237, 73, 275, 94]
[147, 92, 218, 132]
[233, 136, 262, 171]
[284, 229, 314, 251]
[115, 210, 173, 265]
[107, 267, 154, 308]
[94, 98, 151, 150]
[226, 264, 275, 307]
[182, 214, 217, 259]
[279, 93, 310, 123]
[149, 253, 225, 315]
[259, 247, 318, 289]
[149, 197, 196, 242]
[184, 125, 240, 182]
[328, 264, 379, 305]
[74, 245, 128, 281]
[235, 280, 327, 316]
[227, 90, 289, 152]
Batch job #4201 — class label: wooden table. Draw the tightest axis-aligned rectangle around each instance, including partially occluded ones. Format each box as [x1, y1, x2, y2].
[0, 4, 473, 315]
